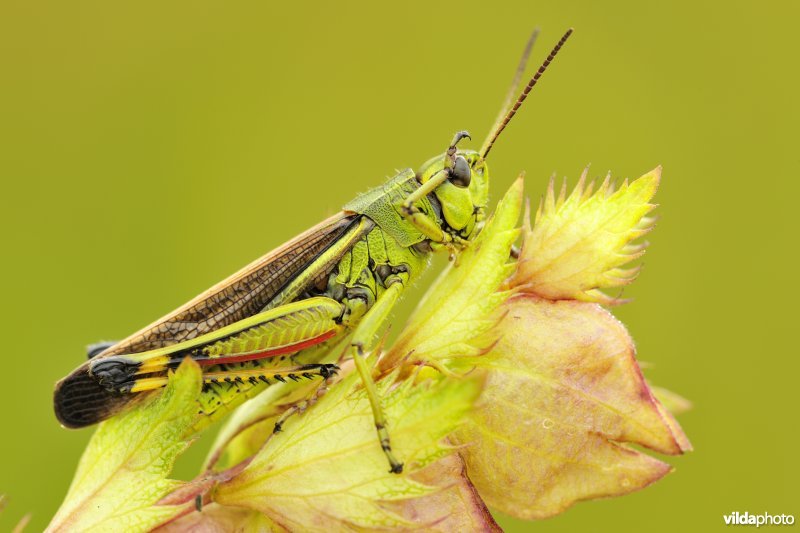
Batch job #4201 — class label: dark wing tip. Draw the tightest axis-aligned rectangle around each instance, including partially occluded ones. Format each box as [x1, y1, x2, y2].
[54, 363, 136, 428]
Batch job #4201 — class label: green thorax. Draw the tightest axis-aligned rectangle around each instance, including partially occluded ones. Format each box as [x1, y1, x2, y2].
[343, 169, 440, 248]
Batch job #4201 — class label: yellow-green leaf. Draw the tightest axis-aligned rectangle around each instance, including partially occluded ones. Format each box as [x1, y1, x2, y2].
[454, 295, 691, 520]
[512, 167, 660, 304]
[382, 177, 523, 371]
[204, 375, 322, 472]
[214, 371, 483, 530]
[650, 385, 693, 416]
[47, 360, 203, 532]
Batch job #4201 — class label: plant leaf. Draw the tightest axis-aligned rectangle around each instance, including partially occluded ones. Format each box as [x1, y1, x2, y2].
[650, 385, 693, 415]
[512, 167, 660, 304]
[47, 360, 203, 532]
[204, 339, 350, 472]
[153, 503, 274, 532]
[380, 453, 501, 532]
[214, 371, 483, 530]
[203, 376, 322, 472]
[454, 295, 691, 520]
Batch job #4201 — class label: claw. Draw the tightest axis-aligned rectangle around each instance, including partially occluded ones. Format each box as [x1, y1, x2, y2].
[450, 130, 471, 147]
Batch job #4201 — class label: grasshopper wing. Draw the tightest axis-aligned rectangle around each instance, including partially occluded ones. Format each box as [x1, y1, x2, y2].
[106, 211, 361, 354]
[55, 211, 366, 428]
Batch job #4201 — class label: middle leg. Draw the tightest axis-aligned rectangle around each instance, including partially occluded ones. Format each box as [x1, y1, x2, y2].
[347, 281, 406, 473]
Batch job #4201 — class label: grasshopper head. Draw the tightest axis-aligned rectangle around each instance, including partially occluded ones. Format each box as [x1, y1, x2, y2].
[414, 29, 573, 243]
[416, 149, 489, 241]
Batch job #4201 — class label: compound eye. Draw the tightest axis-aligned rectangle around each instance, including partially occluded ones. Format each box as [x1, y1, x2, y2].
[449, 156, 471, 188]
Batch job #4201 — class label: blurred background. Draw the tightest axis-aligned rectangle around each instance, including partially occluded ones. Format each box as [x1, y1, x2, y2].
[0, 1, 797, 531]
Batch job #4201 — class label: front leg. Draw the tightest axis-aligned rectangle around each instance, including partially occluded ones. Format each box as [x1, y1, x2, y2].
[399, 200, 467, 261]
[347, 280, 406, 473]
[401, 197, 456, 244]
[397, 131, 472, 254]
[399, 130, 471, 215]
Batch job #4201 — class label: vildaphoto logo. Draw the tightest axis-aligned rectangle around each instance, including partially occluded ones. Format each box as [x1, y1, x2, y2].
[724, 512, 795, 527]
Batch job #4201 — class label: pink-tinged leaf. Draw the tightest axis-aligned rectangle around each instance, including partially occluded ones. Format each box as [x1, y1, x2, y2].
[153, 503, 273, 532]
[382, 453, 501, 532]
[454, 295, 691, 519]
[650, 385, 693, 416]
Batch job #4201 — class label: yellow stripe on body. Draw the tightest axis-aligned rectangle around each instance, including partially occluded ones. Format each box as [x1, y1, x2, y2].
[120, 297, 344, 370]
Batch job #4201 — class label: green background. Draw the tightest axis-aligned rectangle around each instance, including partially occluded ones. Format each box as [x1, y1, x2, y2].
[1, 1, 796, 531]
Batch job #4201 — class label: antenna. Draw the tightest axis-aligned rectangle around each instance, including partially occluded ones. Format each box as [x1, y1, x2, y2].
[479, 28, 573, 161]
[478, 28, 540, 158]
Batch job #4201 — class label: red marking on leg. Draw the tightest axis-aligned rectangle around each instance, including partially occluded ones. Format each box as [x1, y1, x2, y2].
[197, 329, 338, 366]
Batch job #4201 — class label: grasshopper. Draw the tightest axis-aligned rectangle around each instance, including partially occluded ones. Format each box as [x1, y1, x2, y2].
[54, 29, 573, 473]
